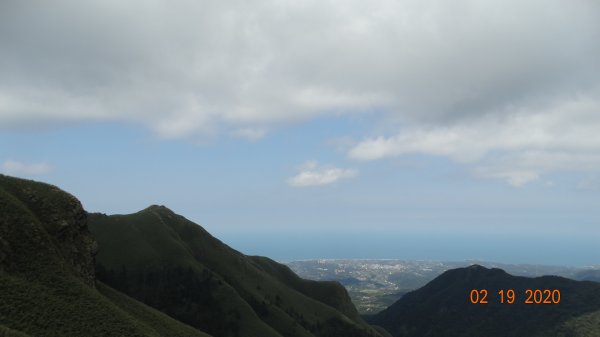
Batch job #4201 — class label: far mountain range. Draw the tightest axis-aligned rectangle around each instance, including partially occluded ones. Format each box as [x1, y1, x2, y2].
[287, 259, 600, 313]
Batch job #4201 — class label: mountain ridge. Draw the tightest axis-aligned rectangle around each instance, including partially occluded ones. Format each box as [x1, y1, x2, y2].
[89, 202, 383, 337]
[0, 174, 212, 337]
[1, 174, 383, 337]
[367, 264, 600, 337]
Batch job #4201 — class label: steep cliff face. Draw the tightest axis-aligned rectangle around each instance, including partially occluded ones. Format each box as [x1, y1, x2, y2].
[0, 174, 97, 286]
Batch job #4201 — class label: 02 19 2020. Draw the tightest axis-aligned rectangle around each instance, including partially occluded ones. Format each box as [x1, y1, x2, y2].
[469, 289, 561, 304]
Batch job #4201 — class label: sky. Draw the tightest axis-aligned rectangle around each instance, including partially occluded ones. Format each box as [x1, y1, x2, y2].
[1, 0, 599, 266]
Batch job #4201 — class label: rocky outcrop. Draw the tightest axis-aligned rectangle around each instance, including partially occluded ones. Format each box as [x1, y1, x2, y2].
[0, 174, 97, 286]
[39, 189, 98, 287]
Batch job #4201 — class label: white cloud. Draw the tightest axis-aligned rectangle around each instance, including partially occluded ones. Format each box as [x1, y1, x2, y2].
[287, 161, 357, 187]
[1, 160, 51, 176]
[475, 151, 600, 186]
[349, 94, 600, 185]
[350, 95, 600, 161]
[1, 0, 598, 141]
[2, 1, 600, 185]
[476, 168, 541, 187]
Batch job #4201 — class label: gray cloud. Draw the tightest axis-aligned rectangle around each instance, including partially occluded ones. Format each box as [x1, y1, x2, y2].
[1, 0, 599, 183]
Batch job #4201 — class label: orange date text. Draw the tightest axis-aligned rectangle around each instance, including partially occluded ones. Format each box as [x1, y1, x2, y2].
[469, 289, 560, 304]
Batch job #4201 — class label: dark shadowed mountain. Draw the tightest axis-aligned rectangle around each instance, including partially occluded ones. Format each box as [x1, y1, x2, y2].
[88, 205, 383, 337]
[1, 174, 384, 337]
[367, 265, 600, 337]
[0, 174, 211, 337]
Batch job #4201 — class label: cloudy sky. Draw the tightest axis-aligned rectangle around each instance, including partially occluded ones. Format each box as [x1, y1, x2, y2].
[1, 0, 599, 265]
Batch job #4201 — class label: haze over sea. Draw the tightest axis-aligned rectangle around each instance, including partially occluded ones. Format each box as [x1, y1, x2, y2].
[219, 229, 599, 267]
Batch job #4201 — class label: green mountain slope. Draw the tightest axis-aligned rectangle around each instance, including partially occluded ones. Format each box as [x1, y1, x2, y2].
[248, 255, 362, 322]
[0, 174, 211, 337]
[367, 265, 600, 337]
[89, 205, 384, 337]
[551, 310, 600, 337]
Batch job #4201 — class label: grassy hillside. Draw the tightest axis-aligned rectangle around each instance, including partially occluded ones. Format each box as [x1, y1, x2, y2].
[89, 205, 384, 337]
[0, 325, 32, 337]
[553, 310, 600, 337]
[0, 174, 211, 337]
[368, 265, 600, 337]
[96, 282, 212, 337]
[249, 255, 362, 322]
